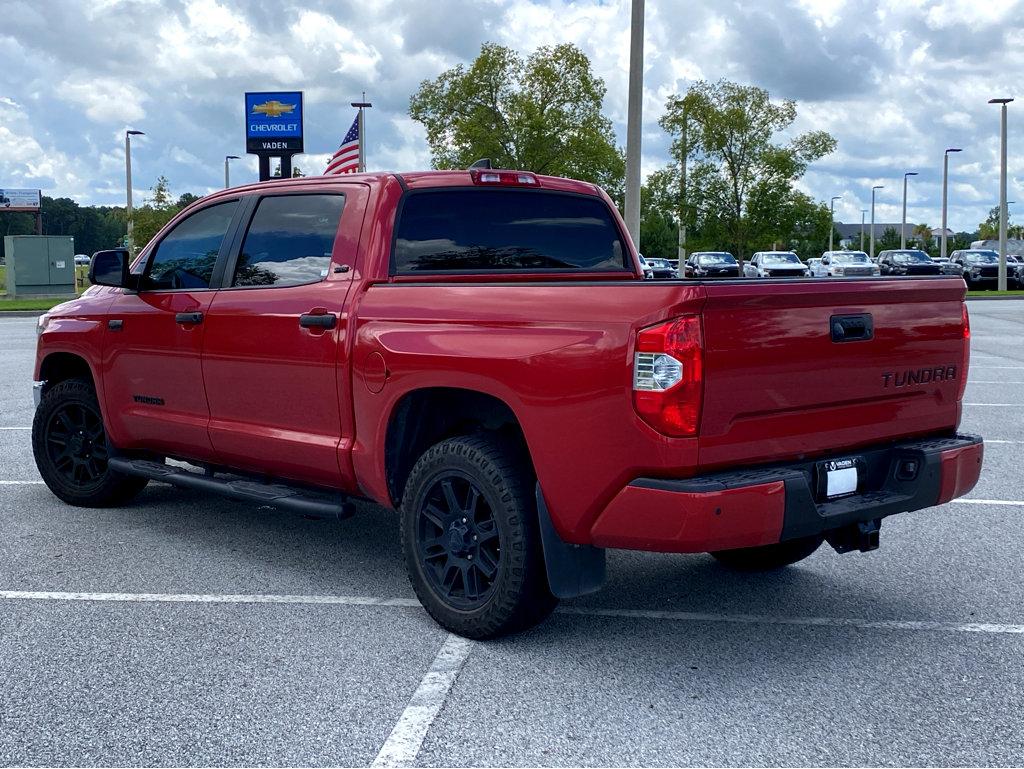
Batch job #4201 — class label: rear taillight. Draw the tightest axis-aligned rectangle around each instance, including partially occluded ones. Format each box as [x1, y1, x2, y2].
[633, 315, 703, 437]
[958, 304, 970, 401]
[470, 170, 539, 187]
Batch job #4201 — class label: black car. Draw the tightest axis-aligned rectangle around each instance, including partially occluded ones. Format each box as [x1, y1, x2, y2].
[876, 249, 941, 276]
[951, 249, 1001, 288]
[641, 255, 677, 279]
[684, 251, 740, 278]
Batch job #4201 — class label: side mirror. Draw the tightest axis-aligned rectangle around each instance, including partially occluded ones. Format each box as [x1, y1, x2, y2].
[89, 249, 133, 289]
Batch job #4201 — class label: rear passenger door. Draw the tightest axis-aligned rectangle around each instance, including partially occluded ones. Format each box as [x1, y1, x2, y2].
[201, 186, 368, 488]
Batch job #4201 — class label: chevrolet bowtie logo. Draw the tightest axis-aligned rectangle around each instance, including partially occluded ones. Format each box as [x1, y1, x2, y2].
[251, 100, 296, 118]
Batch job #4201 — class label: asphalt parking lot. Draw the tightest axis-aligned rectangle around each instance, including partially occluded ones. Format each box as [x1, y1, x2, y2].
[1, 301, 1022, 767]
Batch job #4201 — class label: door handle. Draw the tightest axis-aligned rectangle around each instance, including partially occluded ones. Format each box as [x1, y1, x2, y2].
[299, 312, 337, 329]
[831, 314, 873, 343]
[175, 311, 204, 324]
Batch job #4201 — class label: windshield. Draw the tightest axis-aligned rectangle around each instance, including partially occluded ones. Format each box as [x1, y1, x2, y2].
[833, 252, 870, 264]
[763, 253, 801, 265]
[891, 251, 932, 264]
[698, 253, 736, 264]
[964, 251, 999, 264]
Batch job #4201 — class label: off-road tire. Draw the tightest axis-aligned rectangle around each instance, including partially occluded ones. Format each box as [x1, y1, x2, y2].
[32, 378, 148, 507]
[710, 534, 825, 571]
[401, 434, 557, 639]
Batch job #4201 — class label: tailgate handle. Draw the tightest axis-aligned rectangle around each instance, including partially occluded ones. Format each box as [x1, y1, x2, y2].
[831, 314, 873, 343]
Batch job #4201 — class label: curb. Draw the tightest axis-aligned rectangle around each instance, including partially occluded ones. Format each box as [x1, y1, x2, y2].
[0, 311, 48, 317]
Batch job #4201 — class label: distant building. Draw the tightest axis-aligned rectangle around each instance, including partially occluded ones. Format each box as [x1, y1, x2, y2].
[834, 222, 925, 249]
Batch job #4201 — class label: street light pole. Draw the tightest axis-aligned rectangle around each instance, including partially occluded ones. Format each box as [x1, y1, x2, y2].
[224, 155, 240, 189]
[941, 148, 962, 260]
[350, 94, 373, 173]
[990, 98, 1013, 290]
[901, 171, 918, 249]
[677, 109, 687, 270]
[861, 209, 868, 251]
[870, 185, 883, 259]
[125, 129, 144, 258]
[829, 196, 841, 252]
[624, 0, 645, 250]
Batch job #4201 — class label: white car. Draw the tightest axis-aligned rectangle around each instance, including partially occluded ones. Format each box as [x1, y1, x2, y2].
[816, 251, 879, 278]
[74, 254, 92, 266]
[637, 255, 654, 280]
[744, 251, 809, 278]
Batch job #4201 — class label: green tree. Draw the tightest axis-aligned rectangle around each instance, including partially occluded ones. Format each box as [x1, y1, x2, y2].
[912, 223, 933, 253]
[876, 226, 901, 251]
[658, 79, 836, 269]
[130, 176, 180, 252]
[978, 206, 1001, 240]
[409, 42, 625, 201]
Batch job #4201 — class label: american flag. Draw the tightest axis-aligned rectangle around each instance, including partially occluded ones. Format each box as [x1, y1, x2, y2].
[324, 115, 360, 174]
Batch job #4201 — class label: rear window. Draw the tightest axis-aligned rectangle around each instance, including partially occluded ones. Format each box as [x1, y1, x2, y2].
[393, 189, 628, 273]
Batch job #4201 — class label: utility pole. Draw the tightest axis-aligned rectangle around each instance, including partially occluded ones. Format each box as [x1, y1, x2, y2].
[860, 209, 867, 251]
[901, 171, 918, 249]
[224, 155, 239, 189]
[941, 148, 962, 260]
[870, 185, 883, 259]
[990, 98, 1013, 290]
[623, 0, 645, 250]
[829, 196, 841, 252]
[677, 109, 687, 272]
[351, 93, 373, 173]
[125, 129, 144, 258]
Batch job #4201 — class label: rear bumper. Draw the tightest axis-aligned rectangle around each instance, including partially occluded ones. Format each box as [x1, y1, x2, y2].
[590, 433, 984, 553]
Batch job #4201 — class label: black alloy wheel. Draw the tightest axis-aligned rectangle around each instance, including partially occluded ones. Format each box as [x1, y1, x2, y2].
[415, 473, 501, 609]
[43, 400, 109, 487]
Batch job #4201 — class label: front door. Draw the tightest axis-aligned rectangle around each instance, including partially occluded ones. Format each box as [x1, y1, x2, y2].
[102, 199, 240, 460]
[201, 187, 367, 489]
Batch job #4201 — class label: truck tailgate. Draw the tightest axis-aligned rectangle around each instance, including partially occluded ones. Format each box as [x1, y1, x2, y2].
[698, 278, 968, 470]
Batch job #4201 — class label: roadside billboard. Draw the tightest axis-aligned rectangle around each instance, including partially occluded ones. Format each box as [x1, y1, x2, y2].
[245, 91, 304, 154]
[0, 188, 41, 211]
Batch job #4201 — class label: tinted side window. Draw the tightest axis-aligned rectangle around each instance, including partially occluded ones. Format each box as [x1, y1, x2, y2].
[144, 201, 238, 290]
[231, 194, 345, 288]
[393, 190, 628, 273]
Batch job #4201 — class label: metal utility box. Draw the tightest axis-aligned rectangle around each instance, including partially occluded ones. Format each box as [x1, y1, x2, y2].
[3, 236, 76, 298]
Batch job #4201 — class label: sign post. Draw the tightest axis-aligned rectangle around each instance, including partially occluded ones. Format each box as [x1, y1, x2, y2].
[245, 91, 304, 182]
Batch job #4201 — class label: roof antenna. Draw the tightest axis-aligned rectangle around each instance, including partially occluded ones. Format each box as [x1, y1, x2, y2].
[468, 158, 492, 169]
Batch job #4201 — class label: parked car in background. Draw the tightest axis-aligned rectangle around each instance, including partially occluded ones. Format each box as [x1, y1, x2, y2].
[684, 251, 740, 278]
[816, 251, 879, 278]
[807, 258, 822, 276]
[643, 256, 676, 279]
[877, 249, 942, 277]
[745, 251, 809, 278]
[1005, 254, 1024, 288]
[951, 249, 1000, 288]
[931, 256, 962, 276]
[637, 255, 654, 280]
[73, 254, 91, 266]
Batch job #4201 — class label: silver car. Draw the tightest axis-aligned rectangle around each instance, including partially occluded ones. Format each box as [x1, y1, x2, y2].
[745, 251, 809, 278]
[817, 251, 879, 278]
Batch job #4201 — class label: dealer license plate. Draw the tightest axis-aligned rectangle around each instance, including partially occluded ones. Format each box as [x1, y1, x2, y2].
[820, 458, 860, 499]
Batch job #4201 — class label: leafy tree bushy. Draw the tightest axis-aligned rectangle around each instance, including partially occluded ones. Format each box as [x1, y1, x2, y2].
[409, 42, 625, 202]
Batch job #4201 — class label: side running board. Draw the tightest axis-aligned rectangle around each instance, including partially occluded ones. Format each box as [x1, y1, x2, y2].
[108, 458, 354, 519]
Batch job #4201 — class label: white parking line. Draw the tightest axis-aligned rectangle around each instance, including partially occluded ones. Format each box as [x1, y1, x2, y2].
[0, 590, 421, 607]
[984, 439, 1024, 444]
[558, 607, 1024, 634]
[0, 427, 31, 430]
[0, 480, 43, 485]
[972, 366, 1024, 370]
[963, 402, 1016, 406]
[953, 499, 1024, 507]
[372, 634, 475, 768]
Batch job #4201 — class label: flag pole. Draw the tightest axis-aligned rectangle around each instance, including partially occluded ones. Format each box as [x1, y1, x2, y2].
[350, 93, 372, 173]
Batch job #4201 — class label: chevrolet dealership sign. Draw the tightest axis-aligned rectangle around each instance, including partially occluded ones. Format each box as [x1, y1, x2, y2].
[245, 91, 304, 153]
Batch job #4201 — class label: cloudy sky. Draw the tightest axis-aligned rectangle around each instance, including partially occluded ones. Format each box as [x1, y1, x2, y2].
[1, 0, 1021, 232]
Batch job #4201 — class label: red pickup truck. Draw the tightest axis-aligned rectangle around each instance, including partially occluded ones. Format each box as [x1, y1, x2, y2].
[32, 169, 983, 638]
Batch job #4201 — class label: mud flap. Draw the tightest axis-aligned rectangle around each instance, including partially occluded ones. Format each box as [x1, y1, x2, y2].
[536, 484, 606, 599]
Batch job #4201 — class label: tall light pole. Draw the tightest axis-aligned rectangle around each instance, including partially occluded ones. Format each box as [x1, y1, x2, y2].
[351, 94, 373, 172]
[224, 155, 240, 189]
[860, 209, 868, 251]
[941, 148, 962, 260]
[870, 185, 883, 259]
[677, 109, 687, 270]
[829, 196, 841, 252]
[901, 171, 918, 249]
[990, 98, 1013, 290]
[125, 129, 145, 258]
[624, 0, 645, 249]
